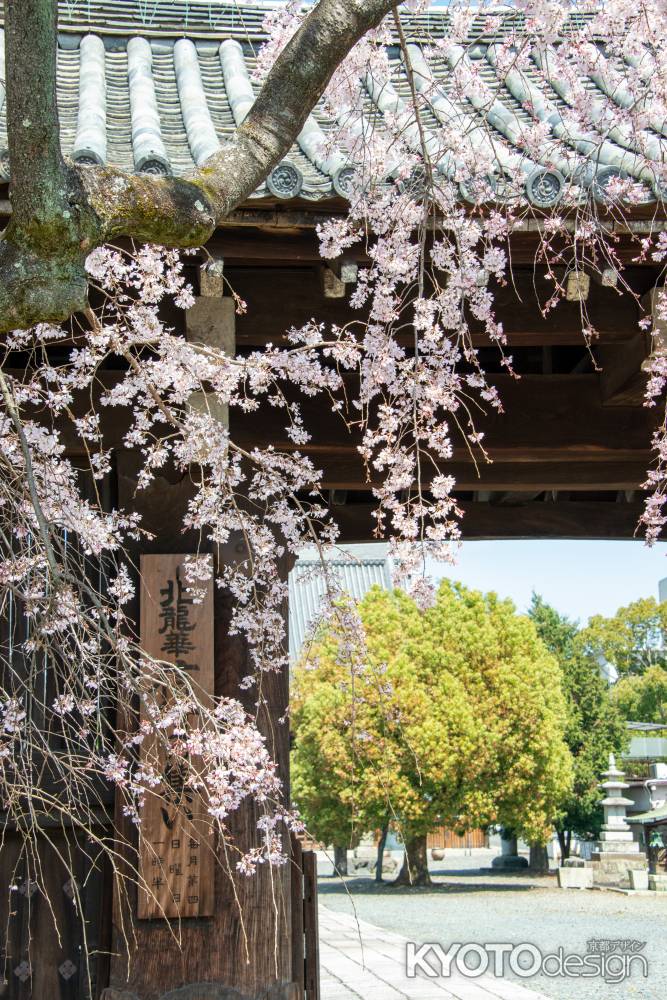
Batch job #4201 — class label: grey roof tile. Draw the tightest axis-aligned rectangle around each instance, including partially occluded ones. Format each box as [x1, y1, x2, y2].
[127, 35, 170, 173]
[0, 3, 664, 206]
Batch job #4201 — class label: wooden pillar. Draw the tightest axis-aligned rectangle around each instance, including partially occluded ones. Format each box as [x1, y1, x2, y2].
[186, 259, 236, 429]
[104, 354, 298, 998]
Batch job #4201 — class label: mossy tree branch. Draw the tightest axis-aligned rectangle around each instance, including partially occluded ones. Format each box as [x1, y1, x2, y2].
[0, 0, 397, 333]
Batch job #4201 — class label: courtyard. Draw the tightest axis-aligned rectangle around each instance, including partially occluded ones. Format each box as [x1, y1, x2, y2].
[317, 850, 666, 1000]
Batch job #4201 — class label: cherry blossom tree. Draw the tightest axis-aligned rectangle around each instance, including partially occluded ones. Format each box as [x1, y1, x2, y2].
[3, 0, 667, 962]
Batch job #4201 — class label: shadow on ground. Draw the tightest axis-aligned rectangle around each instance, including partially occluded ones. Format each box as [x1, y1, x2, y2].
[317, 873, 546, 895]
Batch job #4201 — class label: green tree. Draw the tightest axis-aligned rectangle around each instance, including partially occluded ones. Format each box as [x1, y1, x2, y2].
[292, 583, 572, 886]
[291, 590, 425, 877]
[290, 675, 372, 875]
[579, 598, 667, 677]
[529, 595, 628, 858]
[612, 665, 667, 726]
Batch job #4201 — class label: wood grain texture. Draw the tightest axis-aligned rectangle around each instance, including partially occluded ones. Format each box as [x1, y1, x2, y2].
[229, 265, 642, 347]
[0, 830, 111, 1000]
[109, 517, 294, 1000]
[233, 374, 658, 458]
[208, 224, 667, 266]
[302, 852, 319, 1000]
[138, 554, 215, 920]
[427, 827, 487, 850]
[290, 837, 305, 994]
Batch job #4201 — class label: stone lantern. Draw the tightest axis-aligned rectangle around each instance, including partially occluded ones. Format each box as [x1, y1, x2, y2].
[591, 753, 647, 888]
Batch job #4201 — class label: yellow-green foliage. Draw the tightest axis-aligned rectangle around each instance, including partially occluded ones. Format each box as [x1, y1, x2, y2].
[612, 665, 667, 726]
[291, 580, 573, 847]
[580, 598, 667, 677]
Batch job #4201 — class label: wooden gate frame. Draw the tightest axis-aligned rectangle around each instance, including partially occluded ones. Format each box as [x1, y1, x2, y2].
[290, 836, 320, 1000]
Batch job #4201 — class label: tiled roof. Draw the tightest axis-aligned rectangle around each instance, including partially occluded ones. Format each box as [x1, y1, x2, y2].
[627, 806, 667, 826]
[25, 3, 598, 41]
[0, 2, 665, 207]
[288, 543, 392, 663]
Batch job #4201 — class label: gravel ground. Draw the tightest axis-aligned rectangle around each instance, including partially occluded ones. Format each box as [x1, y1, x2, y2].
[318, 849, 667, 1000]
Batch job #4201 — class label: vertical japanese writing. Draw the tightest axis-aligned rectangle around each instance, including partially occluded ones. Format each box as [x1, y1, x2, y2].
[138, 555, 215, 920]
[159, 576, 198, 672]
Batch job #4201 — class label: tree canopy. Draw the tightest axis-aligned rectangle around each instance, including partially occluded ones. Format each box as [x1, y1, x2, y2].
[529, 594, 628, 853]
[612, 665, 667, 727]
[579, 598, 667, 677]
[292, 583, 573, 882]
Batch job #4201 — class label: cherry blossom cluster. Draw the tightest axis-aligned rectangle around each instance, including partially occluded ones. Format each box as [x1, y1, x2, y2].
[2, 0, 667, 939]
[259, 0, 667, 575]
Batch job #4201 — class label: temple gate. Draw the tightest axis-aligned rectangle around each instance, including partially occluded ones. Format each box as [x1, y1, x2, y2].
[0, 3, 666, 999]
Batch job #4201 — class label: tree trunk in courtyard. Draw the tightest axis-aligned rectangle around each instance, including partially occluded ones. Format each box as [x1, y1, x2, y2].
[375, 823, 389, 883]
[529, 842, 550, 873]
[333, 845, 348, 876]
[556, 827, 572, 861]
[393, 834, 431, 887]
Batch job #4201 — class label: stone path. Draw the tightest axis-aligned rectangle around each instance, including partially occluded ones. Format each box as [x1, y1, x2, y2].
[318, 905, 551, 1000]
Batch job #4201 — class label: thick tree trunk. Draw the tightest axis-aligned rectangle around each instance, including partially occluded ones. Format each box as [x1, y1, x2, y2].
[375, 823, 389, 883]
[393, 834, 431, 887]
[529, 842, 550, 873]
[0, 0, 398, 333]
[556, 827, 571, 861]
[333, 845, 348, 876]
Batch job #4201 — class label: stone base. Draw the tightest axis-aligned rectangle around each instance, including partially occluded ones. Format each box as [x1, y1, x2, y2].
[558, 866, 593, 889]
[491, 854, 528, 870]
[593, 841, 641, 854]
[649, 873, 667, 892]
[630, 869, 650, 891]
[591, 853, 647, 889]
[591, 850, 645, 862]
[368, 856, 399, 874]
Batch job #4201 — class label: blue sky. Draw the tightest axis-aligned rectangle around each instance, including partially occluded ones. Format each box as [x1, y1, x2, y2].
[428, 540, 667, 626]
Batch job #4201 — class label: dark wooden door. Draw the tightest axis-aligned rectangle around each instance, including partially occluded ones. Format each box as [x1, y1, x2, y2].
[0, 828, 112, 999]
[0, 471, 115, 998]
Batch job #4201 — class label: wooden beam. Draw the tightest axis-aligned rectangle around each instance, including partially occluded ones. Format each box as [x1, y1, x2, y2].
[232, 375, 659, 462]
[209, 220, 667, 266]
[459, 498, 646, 539]
[332, 499, 647, 541]
[27, 369, 657, 492]
[305, 458, 651, 491]
[209, 228, 327, 264]
[228, 266, 641, 348]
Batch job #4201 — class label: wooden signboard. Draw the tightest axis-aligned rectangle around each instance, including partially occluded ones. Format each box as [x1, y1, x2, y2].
[137, 554, 215, 919]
